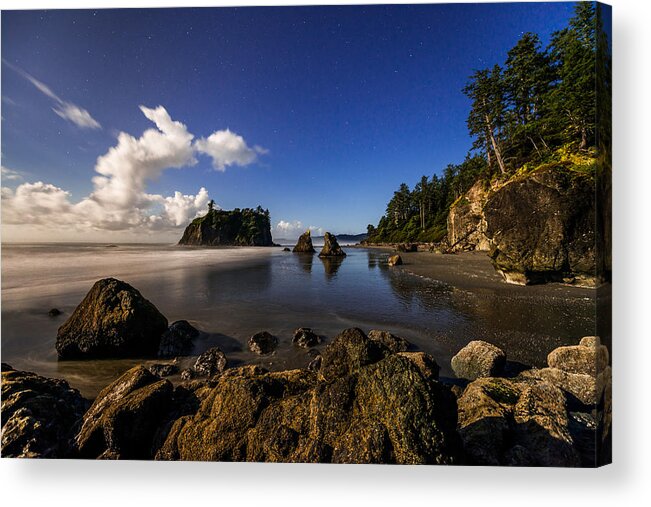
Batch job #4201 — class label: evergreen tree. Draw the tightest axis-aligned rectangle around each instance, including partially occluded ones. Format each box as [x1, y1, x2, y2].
[463, 65, 508, 175]
[548, 2, 598, 150]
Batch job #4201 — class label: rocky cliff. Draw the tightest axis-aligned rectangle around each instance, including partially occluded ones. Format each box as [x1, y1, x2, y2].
[447, 164, 610, 286]
[178, 207, 273, 246]
[447, 181, 491, 252]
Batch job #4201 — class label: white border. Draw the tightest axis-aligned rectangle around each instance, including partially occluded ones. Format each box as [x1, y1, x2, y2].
[1, 0, 650, 505]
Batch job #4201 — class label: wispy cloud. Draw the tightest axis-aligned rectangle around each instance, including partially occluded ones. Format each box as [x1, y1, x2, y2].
[2, 59, 101, 129]
[1, 166, 24, 181]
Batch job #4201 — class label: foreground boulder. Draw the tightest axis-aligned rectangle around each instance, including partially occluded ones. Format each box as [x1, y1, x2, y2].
[318, 328, 392, 382]
[520, 336, 611, 407]
[457, 377, 581, 466]
[292, 230, 316, 253]
[158, 320, 200, 358]
[451, 340, 506, 380]
[547, 336, 609, 375]
[56, 278, 168, 359]
[318, 232, 346, 257]
[157, 329, 462, 464]
[368, 330, 410, 353]
[1, 367, 88, 458]
[75, 366, 174, 459]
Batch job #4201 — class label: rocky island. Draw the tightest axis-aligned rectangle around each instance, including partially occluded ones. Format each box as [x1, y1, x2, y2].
[178, 201, 273, 246]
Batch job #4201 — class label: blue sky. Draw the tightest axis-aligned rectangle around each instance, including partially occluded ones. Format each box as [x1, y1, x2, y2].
[1, 3, 577, 242]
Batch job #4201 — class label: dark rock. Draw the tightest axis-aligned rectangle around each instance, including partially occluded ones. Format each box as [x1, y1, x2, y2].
[283, 247, 291, 252]
[178, 207, 273, 246]
[157, 353, 462, 464]
[158, 320, 200, 358]
[292, 327, 321, 348]
[149, 363, 179, 377]
[318, 328, 392, 382]
[318, 232, 346, 257]
[387, 254, 402, 266]
[483, 167, 605, 285]
[451, 340, 506, 380]
[75, 365, 174, 459]
[547, 336, 609, 375]
[292, 230, 316, 253]
[367, 330, 410, 353]
[55, 278, 168, 359]
[457, 376, 581, 466]
[248, 331, 278, 355]
[1, 368, 88, 458]
[396, 243, 417, 253]
[48, 308, 62, 317]
[193, 347, 227, 377]
[307, 354, 322, 372]
[396, 352, 440, 380]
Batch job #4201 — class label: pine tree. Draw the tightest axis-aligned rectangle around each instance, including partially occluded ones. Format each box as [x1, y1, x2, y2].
[463, 65, 508, 175]
[548, 2, 598, 150]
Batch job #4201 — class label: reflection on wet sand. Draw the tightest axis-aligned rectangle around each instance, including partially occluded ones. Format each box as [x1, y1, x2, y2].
[320, 256, 344, 279]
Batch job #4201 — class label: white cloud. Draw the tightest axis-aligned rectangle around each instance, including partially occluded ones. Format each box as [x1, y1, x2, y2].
[3, 60, 101, 130]
[274, 220, 322, 239]
[2, 107, 228, 238]
[195, 129, 266, 171]
[90, 105, 196, 210]
[1, 166, 24, 181]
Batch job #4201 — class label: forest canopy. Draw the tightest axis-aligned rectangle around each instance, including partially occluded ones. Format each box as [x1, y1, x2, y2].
[366, 2, 611, 245]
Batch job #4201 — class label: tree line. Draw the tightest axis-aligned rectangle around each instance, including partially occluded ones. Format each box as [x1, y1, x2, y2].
[367, 2, 610, 244]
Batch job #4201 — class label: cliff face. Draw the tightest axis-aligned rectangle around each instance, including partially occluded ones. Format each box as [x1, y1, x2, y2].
[449, 165, 609, 286]
[178, 208, 273, 246]
[447, 181, 491, 252]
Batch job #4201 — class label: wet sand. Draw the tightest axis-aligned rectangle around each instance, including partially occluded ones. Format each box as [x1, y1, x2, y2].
[1, 243, 604, 398]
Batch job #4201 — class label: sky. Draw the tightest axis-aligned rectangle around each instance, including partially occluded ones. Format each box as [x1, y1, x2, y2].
[1, 2, 578, 242]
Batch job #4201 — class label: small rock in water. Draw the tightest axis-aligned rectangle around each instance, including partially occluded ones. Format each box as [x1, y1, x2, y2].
[148, 363, 179, 377]
[193, 347, 227, 377]
[158, 320, 200, 358]
[248, 331, 278, 355]
[48, 308, 62, 317]
[293, 327, 321, 348]
[283, 247, 291, 252]
[387, 254, 402, 266]
[307, 354, 322, 372]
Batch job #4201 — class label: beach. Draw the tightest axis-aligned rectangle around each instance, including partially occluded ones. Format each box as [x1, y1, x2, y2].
[1, 243, 600, 398]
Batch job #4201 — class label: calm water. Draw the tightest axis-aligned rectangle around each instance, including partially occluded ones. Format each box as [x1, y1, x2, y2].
[1, 243, 597, 397]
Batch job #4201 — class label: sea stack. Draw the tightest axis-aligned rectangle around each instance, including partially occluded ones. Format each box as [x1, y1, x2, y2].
[178, 203, 273, 246]
[318, 232, 346, 257]
[293, 230, 316, 253]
